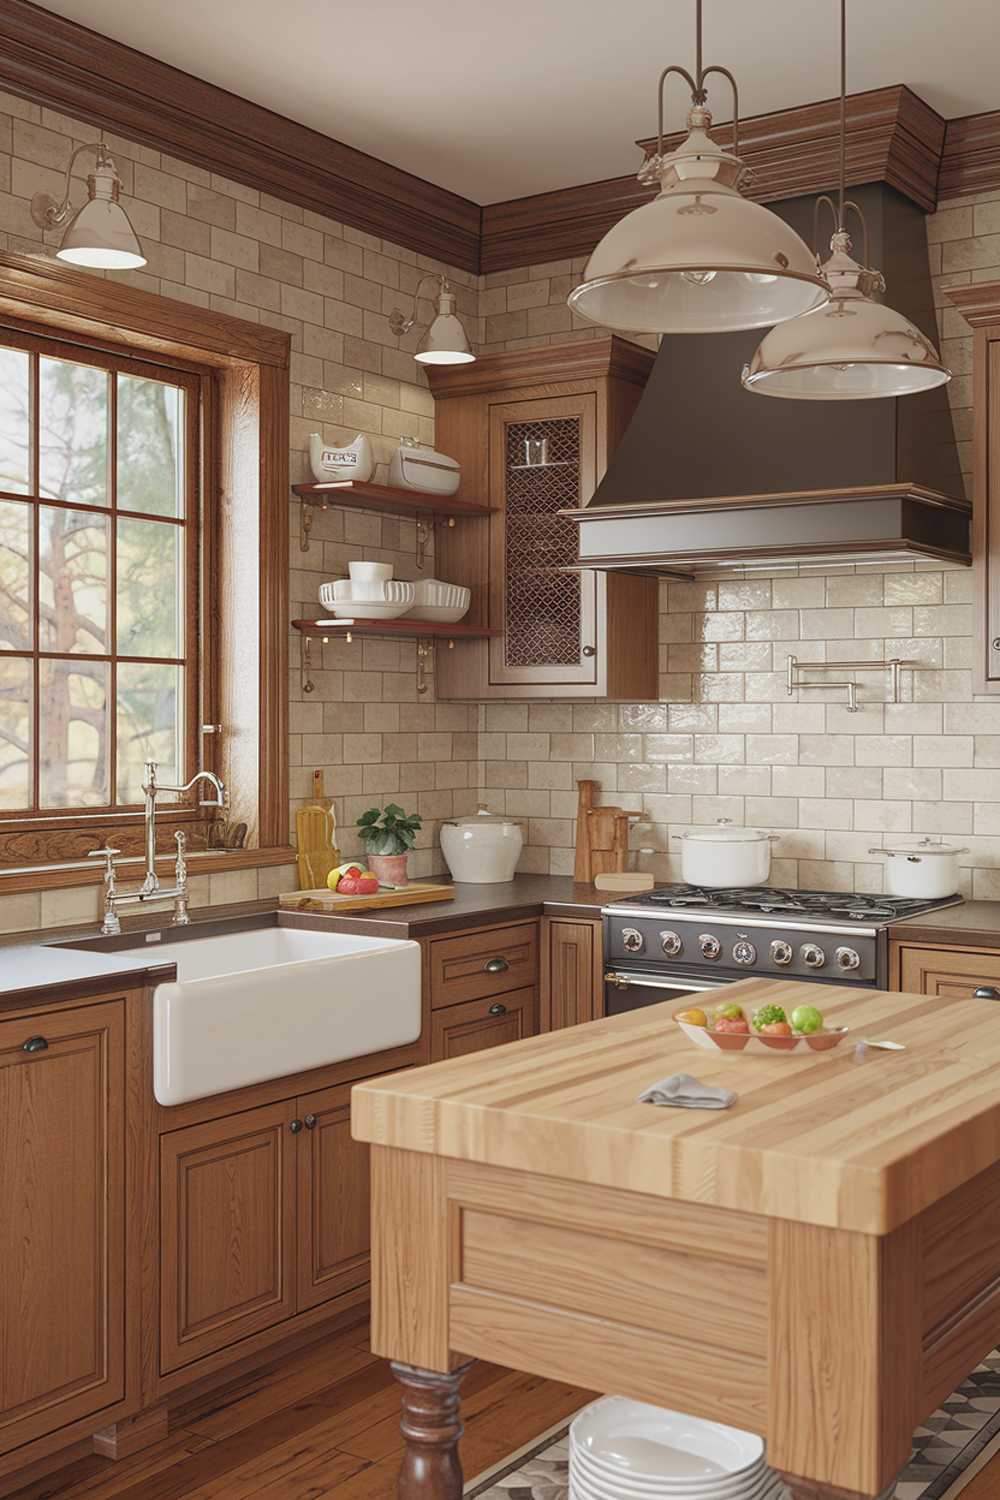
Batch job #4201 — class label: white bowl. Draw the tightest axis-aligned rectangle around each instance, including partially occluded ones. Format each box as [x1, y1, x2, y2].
[408, 578, 471, 622]
[325, 600, 411, 620]
[349, 560, 392, 582]
[319, 580, 414, 611]
[571, 1400, 763, 1483]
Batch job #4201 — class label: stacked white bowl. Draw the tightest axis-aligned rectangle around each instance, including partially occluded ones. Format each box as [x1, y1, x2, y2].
[569, 1399, 780, 1500]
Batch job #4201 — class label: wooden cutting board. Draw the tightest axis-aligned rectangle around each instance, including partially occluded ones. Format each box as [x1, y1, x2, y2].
[296, 769, 340, 890]
[279, 880, 455, 914]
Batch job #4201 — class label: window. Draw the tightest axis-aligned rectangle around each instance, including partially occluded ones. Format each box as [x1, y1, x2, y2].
[0, 329, 201, 825]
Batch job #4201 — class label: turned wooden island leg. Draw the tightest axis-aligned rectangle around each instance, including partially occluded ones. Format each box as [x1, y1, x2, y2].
[393, 1360, 474, 1500]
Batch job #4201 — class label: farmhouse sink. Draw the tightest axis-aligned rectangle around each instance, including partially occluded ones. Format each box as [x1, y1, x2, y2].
[115, 925, 421, 1106]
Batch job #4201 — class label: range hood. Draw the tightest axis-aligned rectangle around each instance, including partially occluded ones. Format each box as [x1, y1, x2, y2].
[566, 184, 970, 575]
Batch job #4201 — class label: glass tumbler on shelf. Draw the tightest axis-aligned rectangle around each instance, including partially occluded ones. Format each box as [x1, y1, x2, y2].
[523, 436, 549, 467]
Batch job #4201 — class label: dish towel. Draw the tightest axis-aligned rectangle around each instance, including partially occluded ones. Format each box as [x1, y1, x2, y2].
[638, 1073, 737, 1110]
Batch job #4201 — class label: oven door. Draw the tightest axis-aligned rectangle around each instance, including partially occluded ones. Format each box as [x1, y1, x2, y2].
[604, 967, 731, 1016]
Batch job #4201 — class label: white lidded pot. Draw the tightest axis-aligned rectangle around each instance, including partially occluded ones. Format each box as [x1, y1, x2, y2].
[671, 818, 778, 888]
[440, 804, 523, 884]
[871, 838, 966, 899]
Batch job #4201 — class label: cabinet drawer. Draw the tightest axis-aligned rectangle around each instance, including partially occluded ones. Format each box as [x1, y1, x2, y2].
[430, 987, 536, 1061]
[428, 921, 538, 1009]
[898, 944, 1000, 1001]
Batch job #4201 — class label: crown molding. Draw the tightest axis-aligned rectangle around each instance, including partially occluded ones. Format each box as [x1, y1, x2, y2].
[480, 86, 945, 274]
[940, 110, 1000, 201]
[425, 334, 655, 398]
[946, 280, 1000, 327]
[0, 2, 998, 278]
[0, 0, 482, 272]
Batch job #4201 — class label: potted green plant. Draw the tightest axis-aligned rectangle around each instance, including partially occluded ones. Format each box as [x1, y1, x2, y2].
[356, 803, 422, 887]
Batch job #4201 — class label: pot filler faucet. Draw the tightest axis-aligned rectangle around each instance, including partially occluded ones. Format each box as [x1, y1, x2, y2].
[88, 761, 227, 936]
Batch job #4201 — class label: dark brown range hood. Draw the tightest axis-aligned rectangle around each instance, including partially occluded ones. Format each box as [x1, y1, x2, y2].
[566, 184, 971, 575]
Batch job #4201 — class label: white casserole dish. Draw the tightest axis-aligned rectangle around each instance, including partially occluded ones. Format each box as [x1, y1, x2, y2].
[389, 439, 461, 496]
[671, 819, 778, 888]
[440, 804, 523, 883]
[870, 837, 966, 898]
[407, 578, 471, 623]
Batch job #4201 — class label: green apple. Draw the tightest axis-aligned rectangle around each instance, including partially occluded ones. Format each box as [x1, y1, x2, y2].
[791, 1004, 824, 1035]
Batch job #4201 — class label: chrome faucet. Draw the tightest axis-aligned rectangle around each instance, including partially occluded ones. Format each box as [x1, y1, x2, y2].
[88, 761, 226, 936]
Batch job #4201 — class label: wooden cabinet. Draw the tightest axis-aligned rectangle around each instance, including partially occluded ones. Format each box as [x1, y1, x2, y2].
[296, 1081, 372, 1313]
[947, 285, 1000, 692]
[159, 1099, 297, 1373]
[541, 917, 604, 1031]
[428, 338, 658, 699]
[0, 999, 126, 1454]
[894, 942, 1000, 1001]
[431, 987, 536, 1060]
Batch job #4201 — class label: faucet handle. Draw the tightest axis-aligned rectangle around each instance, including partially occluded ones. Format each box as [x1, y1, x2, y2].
[87, 845, 121, 866]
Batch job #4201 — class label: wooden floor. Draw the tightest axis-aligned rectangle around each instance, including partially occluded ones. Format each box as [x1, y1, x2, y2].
[9, 1322, 1000, 1499]
[7, 1322, 594, 1500]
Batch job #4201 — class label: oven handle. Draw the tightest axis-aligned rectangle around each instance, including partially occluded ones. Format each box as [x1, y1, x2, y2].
[604, 970, 725, 994]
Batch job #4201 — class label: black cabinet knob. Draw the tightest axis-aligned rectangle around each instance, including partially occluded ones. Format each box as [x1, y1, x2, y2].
[488, 1002, 507, 1016]
[304, 1113, 317, 1130]
[22, 1036, 49, 1053]
[974, 986, 1000, 1000]
[484, 957, 509, 973]
[289, 1118, 303, 1133]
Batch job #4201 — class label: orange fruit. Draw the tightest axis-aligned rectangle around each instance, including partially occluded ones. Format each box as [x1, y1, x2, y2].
[675, 1007, 708, 1027]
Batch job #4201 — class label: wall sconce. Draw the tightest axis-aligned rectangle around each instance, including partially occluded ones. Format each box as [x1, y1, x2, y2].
[31, 142, 146, 270]
[388, 273, 475, 365]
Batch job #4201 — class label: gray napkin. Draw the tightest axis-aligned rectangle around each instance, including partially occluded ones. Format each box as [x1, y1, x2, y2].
[639, 1072, 736, 1110]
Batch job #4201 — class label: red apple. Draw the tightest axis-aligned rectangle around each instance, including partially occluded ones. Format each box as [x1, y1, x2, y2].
[356, 873, 379, 895]
[715, 1016, 750, 1034]
[337, 874, 361, 895]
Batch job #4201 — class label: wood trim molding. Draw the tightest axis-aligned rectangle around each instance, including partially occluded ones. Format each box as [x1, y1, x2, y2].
[0, 249, 289, 367]
[946, 282, 1000, 327]
[940, 111, 1000, 201]
[0, 0, 481, 273]
[480, 86, 946, 273]
[426, 335, 655, 398]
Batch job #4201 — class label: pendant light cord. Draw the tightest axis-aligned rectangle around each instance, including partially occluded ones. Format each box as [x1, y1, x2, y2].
[839, 0, 846, 231]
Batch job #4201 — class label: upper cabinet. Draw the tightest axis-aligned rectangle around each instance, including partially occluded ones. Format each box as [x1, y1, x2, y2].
[427, 338, 659, 699]
[948, 283, 1000, 692]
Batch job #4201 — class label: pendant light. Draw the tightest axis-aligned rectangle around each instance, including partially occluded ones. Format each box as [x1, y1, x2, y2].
[742, 0, 950, 399]
[568, 0, 829, 335]
[30, 143, 146, 270]
[388, 274, 475, 365]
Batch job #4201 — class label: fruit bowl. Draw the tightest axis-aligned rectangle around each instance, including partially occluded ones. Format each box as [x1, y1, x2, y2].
[674, 1016, 849, 1054]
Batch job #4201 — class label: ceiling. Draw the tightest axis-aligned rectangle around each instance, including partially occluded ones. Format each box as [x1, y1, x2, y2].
[38, 0, 1000, 202]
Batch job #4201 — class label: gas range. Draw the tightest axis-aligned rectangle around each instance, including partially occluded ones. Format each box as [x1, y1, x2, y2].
[602, 884, 961, 1012]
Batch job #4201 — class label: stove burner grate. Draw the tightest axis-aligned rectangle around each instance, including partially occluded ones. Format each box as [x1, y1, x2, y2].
[636, 884, 953, 921]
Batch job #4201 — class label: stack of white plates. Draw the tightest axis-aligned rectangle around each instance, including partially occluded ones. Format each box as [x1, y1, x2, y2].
[569, 1399, 780, 1500]
[317, 578, 415, 620]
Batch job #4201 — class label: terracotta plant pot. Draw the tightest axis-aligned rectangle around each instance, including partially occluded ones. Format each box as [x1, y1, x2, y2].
[366, 852, 409, 886]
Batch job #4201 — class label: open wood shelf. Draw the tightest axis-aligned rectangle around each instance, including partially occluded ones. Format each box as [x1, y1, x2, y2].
[292, 617, 500, 639]
[292, 480, 493, 518]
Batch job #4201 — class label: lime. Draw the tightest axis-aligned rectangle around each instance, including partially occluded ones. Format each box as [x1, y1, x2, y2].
[791, 1004, 823, 1035]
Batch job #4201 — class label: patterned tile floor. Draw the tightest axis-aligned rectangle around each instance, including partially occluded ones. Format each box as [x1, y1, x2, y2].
[468, 1350, 1000, 1500]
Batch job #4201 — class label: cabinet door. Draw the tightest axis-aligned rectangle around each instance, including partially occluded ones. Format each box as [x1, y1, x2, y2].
[160, 1100, 296, 1373]
[542, 918, 604, 1031]
[488, 394, 598, 687]
[0, 1000, 125, 1454]
[431, 987, 536, 1061]
[898, 943, 1000, 1001]
[296, 1082, 371, 1314]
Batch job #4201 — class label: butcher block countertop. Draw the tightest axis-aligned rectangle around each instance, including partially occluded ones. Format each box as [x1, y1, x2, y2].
[353, 978, 1000, 1236]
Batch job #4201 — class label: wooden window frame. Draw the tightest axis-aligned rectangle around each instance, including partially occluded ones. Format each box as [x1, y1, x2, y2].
[0, 251, 291, 892]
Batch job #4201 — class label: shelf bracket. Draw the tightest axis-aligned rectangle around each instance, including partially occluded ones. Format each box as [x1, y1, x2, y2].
[301, 635, 315, 695]
[786, 654, 921, 713]
[416, 638, 433, 695]
[416, 519, 432, 570]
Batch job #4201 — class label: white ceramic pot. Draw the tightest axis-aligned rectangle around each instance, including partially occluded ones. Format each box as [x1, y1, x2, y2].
[440, 804, 523, 884]
[672, 819, 777, 888]
[308, 432, 374, 483]
[871, 838, 966, 898]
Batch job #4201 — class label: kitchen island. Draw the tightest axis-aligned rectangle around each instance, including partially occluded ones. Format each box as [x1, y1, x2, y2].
[352, 979, 1000, 1500]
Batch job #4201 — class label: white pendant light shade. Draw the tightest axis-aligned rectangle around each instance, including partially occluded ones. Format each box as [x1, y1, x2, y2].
[569, 108, 829, 335]
[743, 237, 950, 401]
[31, 150, 146, 270]
[414, 285, 475, 365]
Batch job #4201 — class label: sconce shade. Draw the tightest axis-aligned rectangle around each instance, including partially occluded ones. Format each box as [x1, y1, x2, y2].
[55, 164, 146, 270]
[414, 286, 475, 365]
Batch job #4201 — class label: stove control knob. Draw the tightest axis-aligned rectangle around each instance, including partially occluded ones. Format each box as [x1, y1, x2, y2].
[659, 930, 683, 957]
[770, 939, 793, 967]
[801, 943, 826, 969]
[699, 933, 721, 960]
[732, 938, 757, 966]
[621, 927, 644, 955]
[835, 946, 861, 971]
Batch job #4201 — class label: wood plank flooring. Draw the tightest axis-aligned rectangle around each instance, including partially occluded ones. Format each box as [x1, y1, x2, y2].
[6, 1322, 594, 1500]
[8, 1320, 1000, 1498]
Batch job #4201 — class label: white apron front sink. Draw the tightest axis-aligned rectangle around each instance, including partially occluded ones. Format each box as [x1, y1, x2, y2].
[143, 926, 420, 1105]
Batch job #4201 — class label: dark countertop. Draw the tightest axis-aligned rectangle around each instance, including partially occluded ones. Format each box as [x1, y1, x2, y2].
[282, 875, 609, 939]
[889, 901, 1000, 950]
